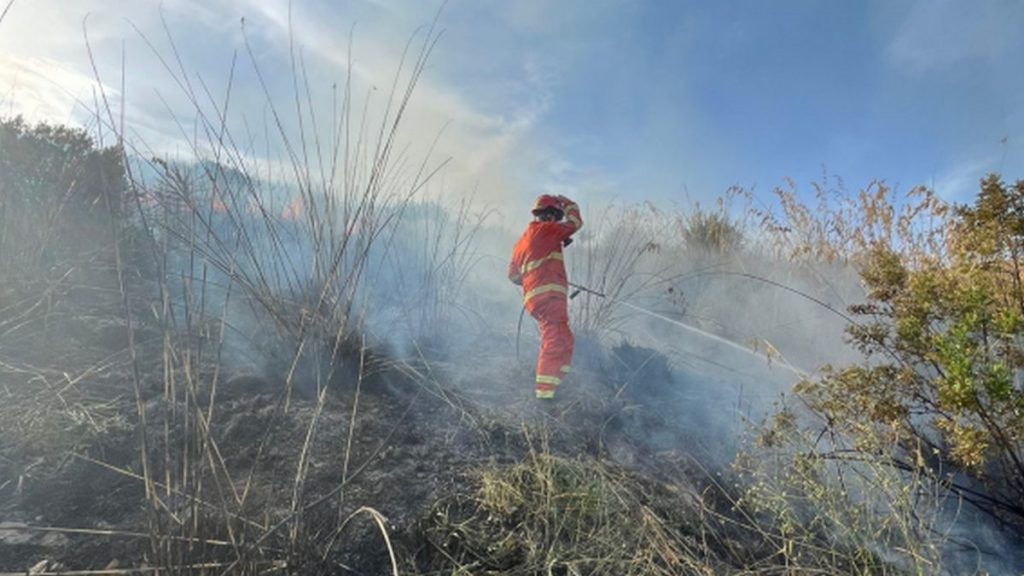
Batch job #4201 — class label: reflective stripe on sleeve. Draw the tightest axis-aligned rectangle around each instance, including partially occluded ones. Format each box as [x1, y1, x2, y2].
[523, 283, 568, 303]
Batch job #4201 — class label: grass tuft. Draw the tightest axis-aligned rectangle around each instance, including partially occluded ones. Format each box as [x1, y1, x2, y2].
[420, 432, 725, 576]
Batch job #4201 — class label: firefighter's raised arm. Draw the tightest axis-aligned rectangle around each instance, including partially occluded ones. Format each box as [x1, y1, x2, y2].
[557, 195, 582, 234]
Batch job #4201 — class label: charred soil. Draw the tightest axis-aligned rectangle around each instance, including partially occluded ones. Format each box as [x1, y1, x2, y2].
[0, 248, 786, 575]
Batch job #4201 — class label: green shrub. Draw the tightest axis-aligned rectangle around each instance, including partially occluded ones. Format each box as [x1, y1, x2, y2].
[744, 175, 1024, 569]
[0, 115, 126, 273]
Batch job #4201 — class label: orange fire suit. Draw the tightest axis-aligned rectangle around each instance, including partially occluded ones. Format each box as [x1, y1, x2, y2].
[508, 198, 583, 399]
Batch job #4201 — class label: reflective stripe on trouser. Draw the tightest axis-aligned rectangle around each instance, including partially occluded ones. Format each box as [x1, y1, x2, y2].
[523, 282, 568, 304]
[530, 293, 574, 399]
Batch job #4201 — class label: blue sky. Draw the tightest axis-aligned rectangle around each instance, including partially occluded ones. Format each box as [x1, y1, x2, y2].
[1, 0, 1022, 220]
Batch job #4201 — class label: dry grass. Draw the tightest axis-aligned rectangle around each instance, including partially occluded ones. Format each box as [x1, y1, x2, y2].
[568, 203, 690, 337]
[420, 427, 749, 576]
[753, 176, 950, 267]
[101, 13, 465, 571]
[1, 6, 480, 573]
[6, 5, 1014, 574]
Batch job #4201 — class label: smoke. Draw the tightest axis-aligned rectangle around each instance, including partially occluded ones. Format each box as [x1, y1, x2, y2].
[29, 5, 1014, 571]
[563, 228, 860, 462]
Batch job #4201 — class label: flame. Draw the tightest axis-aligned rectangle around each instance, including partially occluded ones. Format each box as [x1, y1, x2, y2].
[280, 195, 303, 220]
[281, 197, 304, 221]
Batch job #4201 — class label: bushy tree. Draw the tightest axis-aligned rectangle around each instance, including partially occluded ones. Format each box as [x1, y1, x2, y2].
[768, 174, 1024, 529]
[0, 115, 125, 271]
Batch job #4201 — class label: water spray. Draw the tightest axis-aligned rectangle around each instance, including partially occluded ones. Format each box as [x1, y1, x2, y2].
[567, 282, 808, 377]
[515, 279, 807, 377]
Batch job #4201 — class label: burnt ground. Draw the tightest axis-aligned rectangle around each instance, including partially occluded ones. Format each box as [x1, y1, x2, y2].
[0, 298, 729, 574]
[0, 253, 772, 574]
[6, 266, 1023, 575]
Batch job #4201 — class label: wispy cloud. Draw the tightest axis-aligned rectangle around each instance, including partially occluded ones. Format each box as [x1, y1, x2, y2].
[223, 0, 569, 214]
[0, 1, 568, 222]
[6, 1, 1018, 224]
[931, 156, 997, 203]
[888, 0, 1024, 74]
[0, 55, 114, 125]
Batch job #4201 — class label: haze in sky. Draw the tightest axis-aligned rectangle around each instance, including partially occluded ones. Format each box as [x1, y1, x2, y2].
[2, 0, 1022, 219]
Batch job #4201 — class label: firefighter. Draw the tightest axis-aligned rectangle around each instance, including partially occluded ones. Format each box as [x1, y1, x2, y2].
[508, 194, 583, 399]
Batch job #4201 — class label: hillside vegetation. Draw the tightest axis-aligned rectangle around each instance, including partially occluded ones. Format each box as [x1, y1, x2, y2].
[1, 86, 1022, 576]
